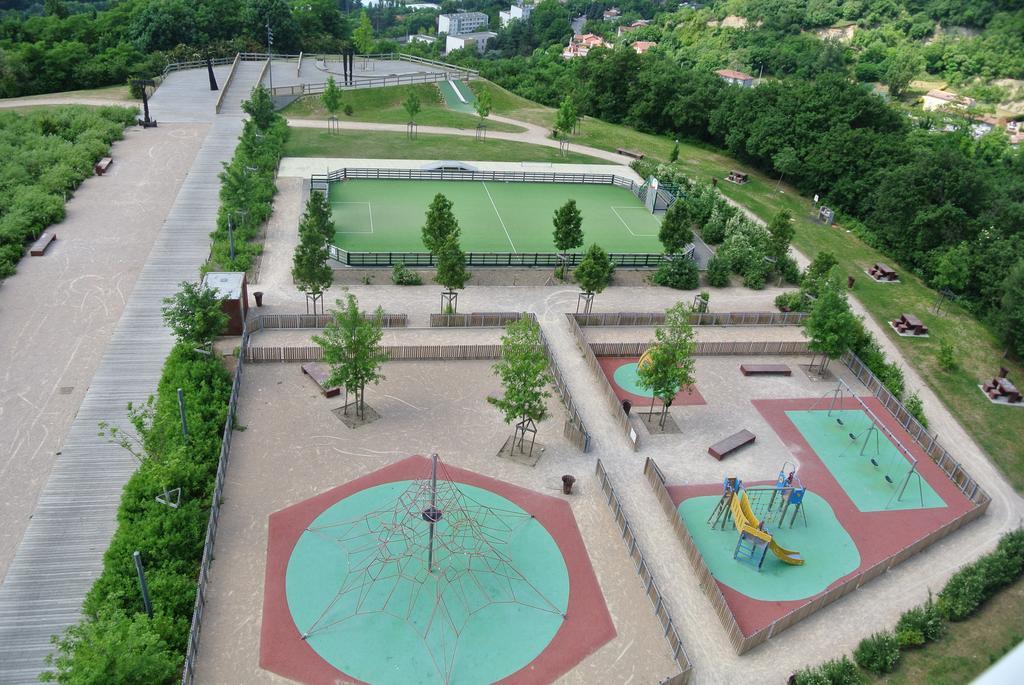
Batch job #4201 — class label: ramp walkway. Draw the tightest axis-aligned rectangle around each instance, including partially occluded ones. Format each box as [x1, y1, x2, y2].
[438, 79, 477, 114]
[0, 63, 257, 681]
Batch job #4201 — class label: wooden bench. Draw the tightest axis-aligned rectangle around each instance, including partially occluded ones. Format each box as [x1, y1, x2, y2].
[708, 429, 756, 460]
[301, 362, 341, 398]
[616, 148, 645, 159]
[868, 262, 898, 282]
[740, 364, 791, 376]
[29, 232, 56, 256]
[94, 157, 113, 175]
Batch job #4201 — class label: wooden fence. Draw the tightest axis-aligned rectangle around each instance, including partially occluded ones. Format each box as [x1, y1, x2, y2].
[247, 344, 503, 362]
[591, 340, 811, 357]
[566, 313, 639, 450]
[573, 311, 808, 327]
[430, 312, 529, 327]
[840, 351, 991, 507]
[596, 460, 693, 683]
[249, 312, 407, 330]
[536, 320, 591, 452]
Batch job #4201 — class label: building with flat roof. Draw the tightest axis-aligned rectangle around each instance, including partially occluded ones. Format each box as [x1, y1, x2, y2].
[438, 11, 489, 36]
[445, 31, 498, 54]
[500, 3, 535, 27]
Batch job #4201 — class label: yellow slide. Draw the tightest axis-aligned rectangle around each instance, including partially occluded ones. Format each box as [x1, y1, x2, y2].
[730, 490, 804, 565]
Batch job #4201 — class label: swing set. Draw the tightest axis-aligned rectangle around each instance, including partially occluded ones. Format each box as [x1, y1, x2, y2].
[807, 379, 925, 509]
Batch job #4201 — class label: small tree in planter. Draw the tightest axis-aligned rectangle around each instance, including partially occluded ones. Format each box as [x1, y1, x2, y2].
[488, 317, 551, 457]
[574, 243, 614, 313]
[313, 294, 387, 420]
[322, 76, 343, 132]
[435, 234, 468, 314]
[404, 90, 421, 138]
[803, 273, 859, 375]
[292, 193, 334, 314]
[636, 302, 696, 428]
[552, 199, 583, 280]
[474, 88, 492, 140]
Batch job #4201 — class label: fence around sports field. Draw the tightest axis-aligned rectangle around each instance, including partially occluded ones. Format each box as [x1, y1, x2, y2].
[595, 459, 693, 684]
[312, 167, 687, 268]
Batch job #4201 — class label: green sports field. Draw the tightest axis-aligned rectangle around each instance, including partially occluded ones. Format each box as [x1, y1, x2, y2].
[328, 179, 664, 253]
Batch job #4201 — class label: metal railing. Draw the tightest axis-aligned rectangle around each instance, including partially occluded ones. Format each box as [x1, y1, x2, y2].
[327, 246, 669, 268]
[214, 53, 242, 114]
[313, 167, 635, 188]
[572, 311, 808, 327]
[596, 459, 693, 683]
[840, 350, 990, 506]
[180, 328, 250, 684]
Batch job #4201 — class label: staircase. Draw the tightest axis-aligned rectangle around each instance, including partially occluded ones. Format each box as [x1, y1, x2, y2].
[218, 60, 267, 116]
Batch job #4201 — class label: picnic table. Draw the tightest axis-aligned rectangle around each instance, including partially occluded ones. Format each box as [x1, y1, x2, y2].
[868, 262, 898, 282]
[740, 364, 791, 376]
[302, 363, 341, 398]
[616, 148, 644, 160]
[708, 429, 756, 460]
[726, 170, 748, 184]
[983, 377, 1022, 403]
[891, 313, 928, 336]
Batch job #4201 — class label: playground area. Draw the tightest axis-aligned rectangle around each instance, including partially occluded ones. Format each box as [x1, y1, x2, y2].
[662, 388, 979, 641]
[599, 355, 707, 408]
[328, 178, 664, 254]
[193, 359, 680, 684]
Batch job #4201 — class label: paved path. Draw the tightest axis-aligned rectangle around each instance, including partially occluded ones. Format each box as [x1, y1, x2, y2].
[0, 59, 264, 682]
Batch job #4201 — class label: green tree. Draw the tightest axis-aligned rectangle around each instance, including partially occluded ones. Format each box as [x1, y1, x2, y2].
[552, 199, 583, 274]
[658, 201, 694, 255]
[304, 189, 335, 244]
[530, 0, 572, 47]
[706, 254, 731, 287]
[555, 94, 578, 137]
[474, 88, 492, 124]
[999, 260, 1024, 358]
[421, 193, 459, 254]
[636, 302, 696, 428]
[932, 242, 970, 293]
[435, 234, 469, 313]
[403, 90, 421, 123]
[353, 11, 375, 53]
[241, 85, 276, 130]
[321, 75, 343, 116]
[292, 195, 334, 314]
[487, 317, 552, 456]
[772, 146, 800, 189]
[669, 140, 680, 163]
[883, 47, 923, 99]
[574, 243, 614, 312]
[161, 281, 229, 349]
[767, 209, 795, 262]
[803, 277, 859, 373]
[313, 294, 387, 419]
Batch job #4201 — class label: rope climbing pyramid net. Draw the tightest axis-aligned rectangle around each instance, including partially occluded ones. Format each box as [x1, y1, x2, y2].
[298, 456, 564, 684]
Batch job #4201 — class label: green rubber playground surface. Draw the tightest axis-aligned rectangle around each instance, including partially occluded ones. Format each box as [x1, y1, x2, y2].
[679, 492, 860, 601]
[613, 362, 653, 398]
[285, 481, 569, 685]
[328, 179, 663, 253]
[786, 410, 947, 512]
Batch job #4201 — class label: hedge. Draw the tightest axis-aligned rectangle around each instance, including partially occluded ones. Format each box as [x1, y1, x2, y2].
[42, 344, 232, 682]
[0, 106, 138, 279]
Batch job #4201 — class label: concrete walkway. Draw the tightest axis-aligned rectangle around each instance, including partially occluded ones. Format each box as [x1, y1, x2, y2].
[0, 57, 266, 682]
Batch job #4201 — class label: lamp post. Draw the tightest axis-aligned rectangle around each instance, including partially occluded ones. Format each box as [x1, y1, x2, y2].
[267, 22, 274, 92]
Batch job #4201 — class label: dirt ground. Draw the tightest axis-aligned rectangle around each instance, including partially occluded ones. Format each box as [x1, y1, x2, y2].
[0, 123, 207, 582]
[192, 360, 680, 684]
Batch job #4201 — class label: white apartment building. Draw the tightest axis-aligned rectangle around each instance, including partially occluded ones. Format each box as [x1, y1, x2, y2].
[438, 11, 490, 36]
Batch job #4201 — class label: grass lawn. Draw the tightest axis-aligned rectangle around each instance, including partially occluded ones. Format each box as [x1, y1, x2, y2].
[473, 79, 1024, 491]
[283, 127, 607, 165]
[328, 179, 662, 253]
[280, 84, 525, 133]
[872, 577, 1024, 684]
[0, 83, 135, 103]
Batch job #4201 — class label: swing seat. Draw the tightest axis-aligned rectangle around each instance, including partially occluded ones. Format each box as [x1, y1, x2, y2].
[884, 475, 894, 484]
[870, 458, 879, 468]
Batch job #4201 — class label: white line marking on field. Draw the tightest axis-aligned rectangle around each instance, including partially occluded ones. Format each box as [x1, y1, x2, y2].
[481, 181, 518, 252]
[610, 206, 658, 237]
[333, 201, 374, 233]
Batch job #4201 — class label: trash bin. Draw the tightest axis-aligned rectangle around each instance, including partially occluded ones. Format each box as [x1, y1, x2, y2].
[621, 399, 632, 416]
[254, 291, 264, 307]
[562, 475, 576, 495]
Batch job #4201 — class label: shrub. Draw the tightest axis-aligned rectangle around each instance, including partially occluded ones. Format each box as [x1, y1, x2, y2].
[652, 256, 699, 289]
[779, 254, 802, 284]
[706, 255, 731, 287]
[938, 340, 957, 370]
[853, 631, 901, 674]
[793, 656, 862, 685]
[937, 536, 1024, 622]
[775, 291, 804, 312]
[904, 391, 927, 428]
[895, 594, 945, 648]
[391, 262, 422, 285]
[344, 104, 354, 116]
[743, 262, 767, 290]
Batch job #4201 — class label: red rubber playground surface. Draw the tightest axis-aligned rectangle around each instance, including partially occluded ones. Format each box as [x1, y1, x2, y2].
[598, 356, 706, 407]
[667, 396, 976, 637]
[260, 455, 615, 685]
